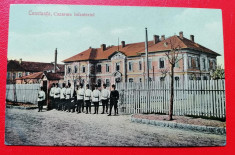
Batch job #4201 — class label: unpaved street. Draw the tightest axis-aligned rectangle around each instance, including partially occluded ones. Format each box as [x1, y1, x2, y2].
[5, 108, 226, 146]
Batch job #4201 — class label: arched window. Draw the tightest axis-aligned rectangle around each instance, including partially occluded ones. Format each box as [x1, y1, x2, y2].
[97, 64, 102, 73]
[74, 66, 78, 73]
[67, 66, 71, 74]
[82, 66, 86, 73]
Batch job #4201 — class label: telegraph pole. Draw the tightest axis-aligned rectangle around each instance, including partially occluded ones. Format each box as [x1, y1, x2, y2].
[145, 28, 150, 113]
[145, 28, 149, 86]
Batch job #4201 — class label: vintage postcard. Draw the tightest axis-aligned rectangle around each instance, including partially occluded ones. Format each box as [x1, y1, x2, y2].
[5, 4, 225, 146]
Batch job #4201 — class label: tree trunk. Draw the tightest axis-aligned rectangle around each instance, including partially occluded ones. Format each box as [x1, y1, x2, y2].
[169, 64, 174, 120]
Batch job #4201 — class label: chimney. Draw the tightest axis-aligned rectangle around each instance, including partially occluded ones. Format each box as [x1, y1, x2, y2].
[19, 58, 22, 64]
[153, 35, 160, 44]
[179, 31, 183, 39]
[101, 44, 106, 51]
[121, 41, 125, 48]
[190, 35, 194, 42]
[54, 48, 57, 73]
[161, 35, 165, 41]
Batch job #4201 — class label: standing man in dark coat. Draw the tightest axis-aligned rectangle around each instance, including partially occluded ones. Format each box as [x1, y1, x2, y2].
[108, 84, 119, 116]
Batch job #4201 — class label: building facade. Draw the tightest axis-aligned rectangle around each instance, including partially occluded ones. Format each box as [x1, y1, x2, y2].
[63, 32, 219, 89]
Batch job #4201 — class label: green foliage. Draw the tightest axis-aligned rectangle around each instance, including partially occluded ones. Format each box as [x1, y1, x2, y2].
[210, 65, 225, 80]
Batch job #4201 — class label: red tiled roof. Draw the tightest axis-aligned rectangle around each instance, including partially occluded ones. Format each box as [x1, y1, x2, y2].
[16, 72, 43, 80]
[16, 72, 63, 80]
[63, 35, 220, 62]
[7, 60, 25, 72]
[7, 60, 65, 73]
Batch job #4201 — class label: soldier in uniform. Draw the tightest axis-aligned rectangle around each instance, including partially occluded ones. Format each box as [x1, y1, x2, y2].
[49, 83, 55, 110]
[76, 83, 85, 113]
[84, 84, 92, 114]
[92, 84, 101, 114]
[60, 83, 66, 111]
[101, 84, 110, 114]
[38, 86, 45, 112]
[54, 83, 61, 110]
[108, 84, 119, 116]
[65, 83, 72, 112]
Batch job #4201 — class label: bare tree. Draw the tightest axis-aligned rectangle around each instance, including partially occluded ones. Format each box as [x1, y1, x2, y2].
[165, 37, 183, 120]
[160, 68, 169, 78]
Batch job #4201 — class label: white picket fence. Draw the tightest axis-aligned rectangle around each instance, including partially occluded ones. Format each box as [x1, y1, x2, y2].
[6, 84, 41, 104]
[116, 79, 226, 119]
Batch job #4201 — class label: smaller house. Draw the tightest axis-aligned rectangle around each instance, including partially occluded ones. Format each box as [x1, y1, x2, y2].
[7, 59, 64, 84]
[16, 71, 64, 106]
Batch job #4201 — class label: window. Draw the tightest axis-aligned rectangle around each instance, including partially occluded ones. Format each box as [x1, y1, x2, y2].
[175, 76, 180, 86]
[209, 60, 213, 70]
[175, 76, 180, 81]
[97, 79, 102, 87]
[97, 64, 102, 73]
[106, 79, 110, 87]
[188, 56, 192, 68]
[18, 72, 22, 78]
[7, 72, 10, 79]
[129, 78, 134, 83]
[128, 61, 133, 71]
[149, 77, 152, 82]
[197, 77, 201, 80]
[190, 57, 199, 68]
[175, 58, 179, 68]
[213, 60, 216, 70]
[13, 73, 16, 80]
[148, 59, 152, 70]
[116, 62, 120, 71]
[67, 66, 71, 74]
[160, 77, 165, 87]
[202, 58, 206, 69]
[139, 78, 142, 82]
[139, 61, 142, 70]
[82, 66, 86, 73]
[159, 58, 164, 68]
[74, 66, 78, 73]
[106, 64, 110, 72]
[195, 57, 199, 68]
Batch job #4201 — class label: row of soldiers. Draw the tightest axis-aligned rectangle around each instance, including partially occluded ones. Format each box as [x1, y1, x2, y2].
[38, 82, 119, 116]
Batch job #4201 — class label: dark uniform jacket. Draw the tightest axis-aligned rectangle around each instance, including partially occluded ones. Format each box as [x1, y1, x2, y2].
[110, 90, 119, 103]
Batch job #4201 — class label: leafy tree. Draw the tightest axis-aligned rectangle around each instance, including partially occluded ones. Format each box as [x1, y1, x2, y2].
[210, 65, 225, 80]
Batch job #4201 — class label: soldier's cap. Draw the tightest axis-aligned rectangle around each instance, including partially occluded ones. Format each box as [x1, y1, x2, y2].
[95, 84, 98, 87]
[103, 84, 106, 87]
[112, 84, 116, 88]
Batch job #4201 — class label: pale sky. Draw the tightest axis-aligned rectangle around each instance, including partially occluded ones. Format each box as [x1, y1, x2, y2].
[8, 5, 224, 66]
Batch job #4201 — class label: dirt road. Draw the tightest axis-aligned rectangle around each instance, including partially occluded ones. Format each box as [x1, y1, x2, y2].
[5, 108, 226, 146]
